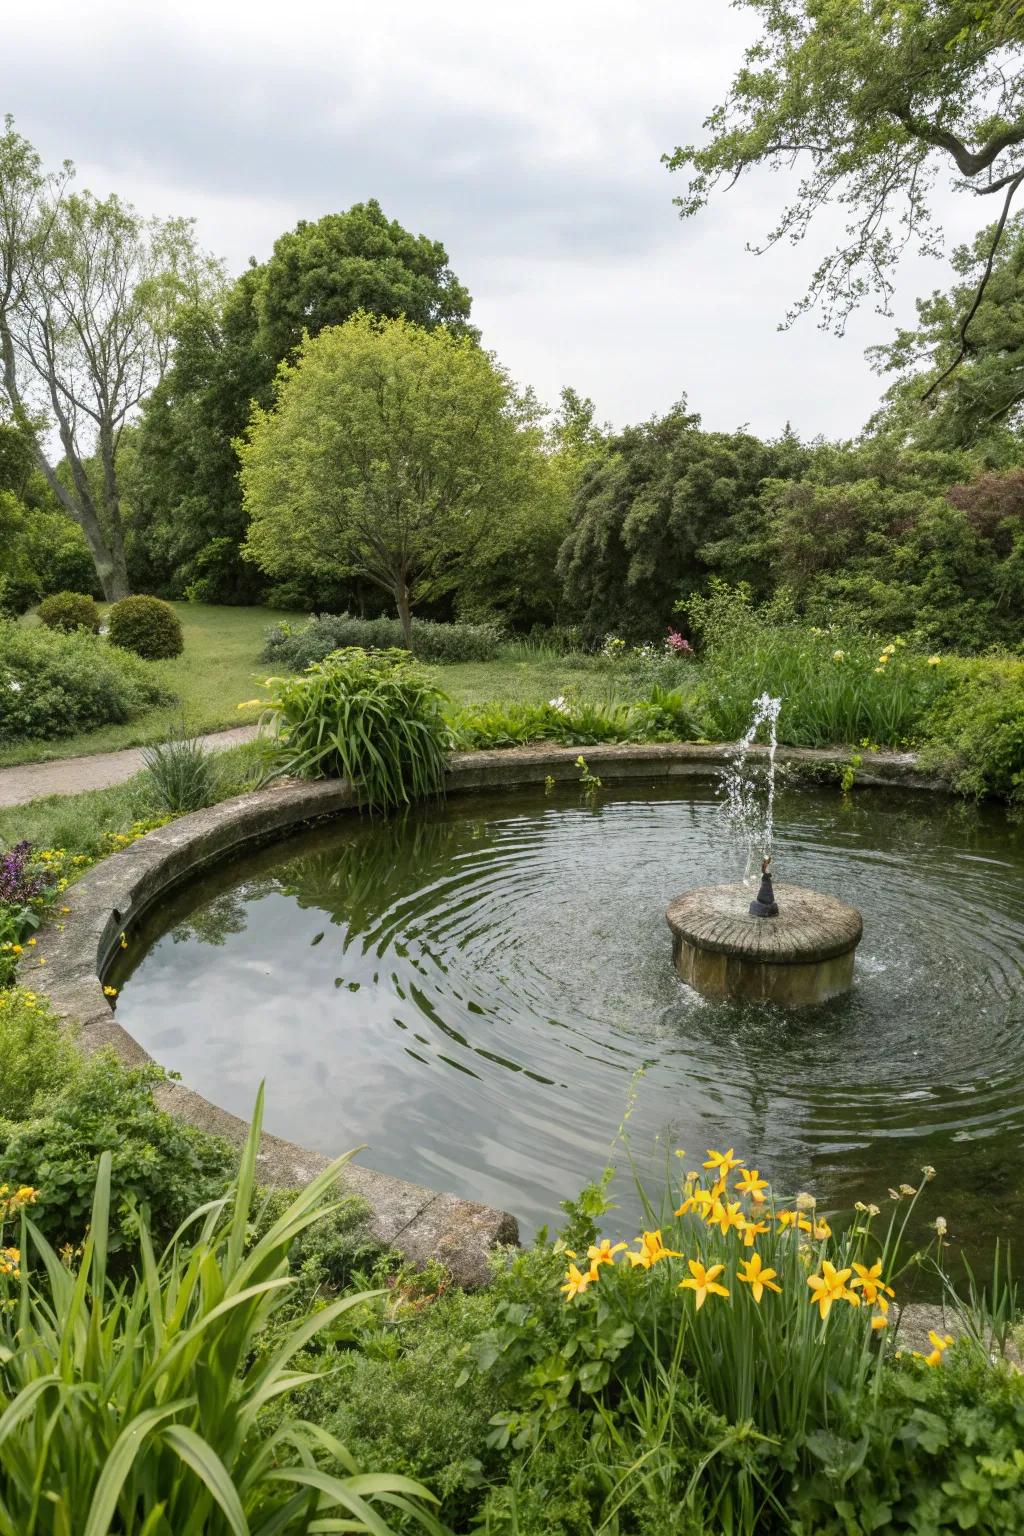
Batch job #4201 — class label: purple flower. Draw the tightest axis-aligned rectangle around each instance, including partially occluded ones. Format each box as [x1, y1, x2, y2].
[0, 842, 50, 905]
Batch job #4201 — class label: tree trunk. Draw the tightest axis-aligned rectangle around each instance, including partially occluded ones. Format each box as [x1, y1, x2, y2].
[395, 574, 414, 650]
[98, 422, 130, 599]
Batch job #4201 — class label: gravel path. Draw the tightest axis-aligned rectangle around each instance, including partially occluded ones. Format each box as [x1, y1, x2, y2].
[0, 725, 261, 809]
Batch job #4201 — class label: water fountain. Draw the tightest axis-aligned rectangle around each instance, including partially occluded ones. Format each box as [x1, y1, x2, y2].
[665, 695, 863, 1005]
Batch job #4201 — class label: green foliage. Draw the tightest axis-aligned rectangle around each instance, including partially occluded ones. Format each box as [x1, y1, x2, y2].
[108, 593, 184, 659]
[36, 590, 101, 634]
[0, 1096, 443, 1536]
[0, 1053, 235, 1255]
[131, 202, 474, 606]
[140, 732, 221, 813]
[666, 1, 1024, 334]
[557, 409, 808, 642]
[450, 681, 706, 752]
[262, 612, 503, 669]
[240, 313, 554, 644]
[687, 584, 952, 749]
[0, 990, 80, 1121]
[262, 647, 452, 812]
[0, 621, 170, 744]
[919, 655, 1024, 802]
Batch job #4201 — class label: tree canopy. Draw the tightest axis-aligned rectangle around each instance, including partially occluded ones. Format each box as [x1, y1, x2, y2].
[666, 1, 1024, 337]
[239, 314, 550, 643]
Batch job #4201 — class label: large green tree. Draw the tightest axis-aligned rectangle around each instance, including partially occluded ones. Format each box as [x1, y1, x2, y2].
[556, 408, 807, 641]
[239, 314, 547, 644]
[132, 203, 474, 603]
[0, 118, 210, 599]
[666, 2, 1024, 340]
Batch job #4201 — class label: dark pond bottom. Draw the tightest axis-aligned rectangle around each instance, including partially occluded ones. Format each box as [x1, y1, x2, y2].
[111, 779, 1024, 1269]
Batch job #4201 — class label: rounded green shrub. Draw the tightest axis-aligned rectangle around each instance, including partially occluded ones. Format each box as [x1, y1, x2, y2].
[0, 621, 170, 744]
[107, 594, 184, 660]
[37, 590, 101, 634]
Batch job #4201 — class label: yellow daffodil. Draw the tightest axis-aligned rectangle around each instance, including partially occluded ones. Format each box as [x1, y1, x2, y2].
[675, 1186, 714, 1218]
[587, 1239, 627, 1272]
[776, 1210, 800, 1230]
[850, 1260, 895, 1311]
[877, 653, 890, 665]
[737, 1252, 781, 1303]
[703, 1147, 742, 1178]
[708, 1199, 746, 1238]
[919, 1330, 954, 1367]
[679, 1259, 729, 1310]
[740, 1217, 770, 1247]
[807, 1261, 860, 1321]
[735, 1168, 769, 1203]
[628, 1230, 682, 1270]
[871, 1313, 888, 1331]
[560, 1263, 592, 1301]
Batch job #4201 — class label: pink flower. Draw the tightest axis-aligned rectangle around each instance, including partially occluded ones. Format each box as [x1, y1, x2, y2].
[665, 630, 694, 656]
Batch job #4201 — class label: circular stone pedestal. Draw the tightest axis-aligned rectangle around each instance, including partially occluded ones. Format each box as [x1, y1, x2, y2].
[666, 883, 863, 1007]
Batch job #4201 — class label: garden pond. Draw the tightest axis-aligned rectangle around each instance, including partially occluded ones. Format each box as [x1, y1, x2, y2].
[109, 777, 1024, 1268]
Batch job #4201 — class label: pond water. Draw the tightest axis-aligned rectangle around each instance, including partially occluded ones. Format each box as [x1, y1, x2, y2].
[110, 778, 1024, 1266]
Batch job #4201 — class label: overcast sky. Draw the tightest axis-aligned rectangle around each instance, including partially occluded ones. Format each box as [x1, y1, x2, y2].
[3, 0, 982, 438]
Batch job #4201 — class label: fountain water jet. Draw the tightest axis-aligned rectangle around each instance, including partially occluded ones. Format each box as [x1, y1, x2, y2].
[666, 697, 863, 1006]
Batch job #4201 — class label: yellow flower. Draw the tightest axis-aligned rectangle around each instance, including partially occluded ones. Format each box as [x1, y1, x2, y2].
[927, 655, 941, 666]
[679, 1259, 729, 1310]
[26, 938, 35, 947]
[587, 1239, 626, 1272]
[881, 644, 896, 656]
[236, 698, 264, 709]
[560, 1263, 592, 1301]
[10, 944, 21, 955]
[740, 1217, 770, 1248]
[103, 985, 119, 998]
[919, 1330, 954, 1367]
[807, 1261, 860, 1321]
[707, 1199, 745, 1238]
[873, 666, 885, 675]
[735, 1168, 769, 1203]
[703, 1147, 742, 1178]
[877, 653, 890, 665]
[871, 1313, 888, 1331]
[675, 1186, 715, 1218]
[850, 1260, 895, 1310]
[628, 1230, 682, 1270]
[737, 1251, 781, 1303]
[832, 650, 845, 662]
[776, 1209, 800, 1230]
[119, 932, 128, 950]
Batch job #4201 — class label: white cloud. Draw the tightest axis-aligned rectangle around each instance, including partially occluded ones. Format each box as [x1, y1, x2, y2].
[3, 0, 982, 436]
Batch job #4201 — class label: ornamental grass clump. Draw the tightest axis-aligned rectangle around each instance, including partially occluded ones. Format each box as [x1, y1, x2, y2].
[253, 647, 452, 813]
[0, 1088, 443, 1536]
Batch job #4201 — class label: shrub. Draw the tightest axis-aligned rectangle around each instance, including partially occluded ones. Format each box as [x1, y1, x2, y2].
[0, 1094, 441, 1536]
[0, 621, 170, 743]
[448, 686, 705, 751]
[262, 611, 502, 668]
[261, 647, 452, 812]
[686, 583, 951, 748]
[141, 731, 220, 813]
[0, 1053, 235, 1255]
[107, 592, 184, 658]
[0, 571, 41, 617]
[36, 589, 100, 634]
[919, 654, 1024, 802]
[0, 990, 80, 1122]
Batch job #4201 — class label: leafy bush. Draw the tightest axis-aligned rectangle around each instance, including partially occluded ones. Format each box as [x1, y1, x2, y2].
[261, 647, 452, 812]
[0, 1094, 442, 1536]
[0, 571, 41, 617]
[687, 583, 951, 748]
[0, 1053, 235, 1255]
[141, 731, 220, 813]
[36, 589, 101, 634]
[0, 990, 80, 1121]
[262, 611, 502, 668]
[107, 592, 184, 658]
[0, 621, 170, 743]
[919, 654, 1024, 802]
[449, 686, 705, 751]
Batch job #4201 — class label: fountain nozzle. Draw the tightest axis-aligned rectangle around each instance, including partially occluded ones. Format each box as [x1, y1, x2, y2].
[748, 856, 779, 918]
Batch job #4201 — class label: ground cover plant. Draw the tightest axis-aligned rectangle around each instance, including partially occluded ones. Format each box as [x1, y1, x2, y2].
[263, 613, 503, 667]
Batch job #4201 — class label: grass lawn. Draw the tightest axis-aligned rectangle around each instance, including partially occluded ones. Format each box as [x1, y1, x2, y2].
[2, 604, 641, 768]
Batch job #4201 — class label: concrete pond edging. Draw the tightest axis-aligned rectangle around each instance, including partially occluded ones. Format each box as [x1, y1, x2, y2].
[31, 740, 944, 1286]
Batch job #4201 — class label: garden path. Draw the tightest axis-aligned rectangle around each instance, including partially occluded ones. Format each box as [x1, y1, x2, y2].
[0, 725, 260, 808]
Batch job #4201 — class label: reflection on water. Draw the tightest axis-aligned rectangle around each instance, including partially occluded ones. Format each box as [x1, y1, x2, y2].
[111, 780, 1024, 1265]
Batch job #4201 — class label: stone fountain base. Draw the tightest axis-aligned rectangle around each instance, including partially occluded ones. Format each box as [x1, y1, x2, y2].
[666, 883, 863, 1007]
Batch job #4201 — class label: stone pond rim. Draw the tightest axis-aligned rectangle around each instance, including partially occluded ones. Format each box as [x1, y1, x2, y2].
[31, 741, 934, 1282]
[666, 883, 864, 1006]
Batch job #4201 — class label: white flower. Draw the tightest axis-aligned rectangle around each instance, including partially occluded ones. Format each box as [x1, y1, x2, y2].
[8, 678, 21, 693]
[549, 695, 568, 713]
[934, 1216, 947, 1237]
